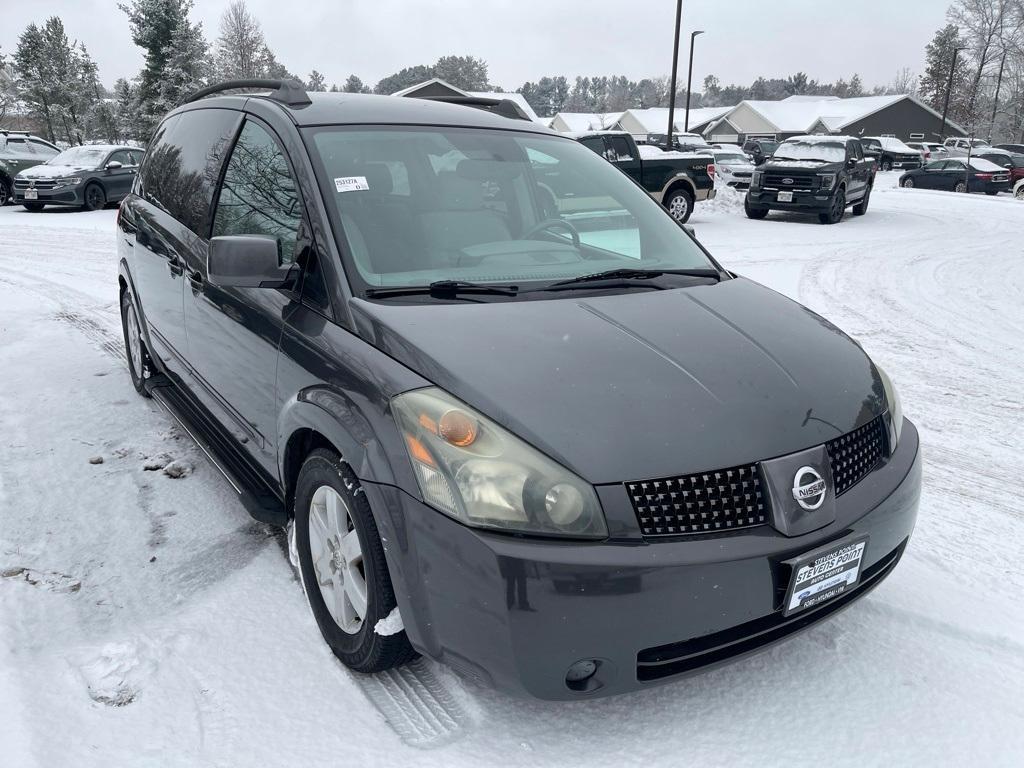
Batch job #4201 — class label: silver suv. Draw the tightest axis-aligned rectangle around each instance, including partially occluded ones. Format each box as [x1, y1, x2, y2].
[0, 131, 60, 205]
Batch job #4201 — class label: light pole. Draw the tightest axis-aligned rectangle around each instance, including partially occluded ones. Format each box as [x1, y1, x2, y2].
[684, 30, 704, 132]
[988, 50, 1007, 142]
[940, 45, 968, 140]
[665, 0, 683, 148]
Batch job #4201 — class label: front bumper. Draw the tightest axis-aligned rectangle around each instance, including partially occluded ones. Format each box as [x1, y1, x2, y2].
[747, 187, 837, 212]
[12, 185, 85, 206]
[368, 420, 922, 700]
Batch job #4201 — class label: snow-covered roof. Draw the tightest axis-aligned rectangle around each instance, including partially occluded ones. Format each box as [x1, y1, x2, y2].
[730, 95, 967, 135]
[551, 112, 624, 132]
[618, 106, 731, 133]
[467, 91, 539, 122]
[391, 78, 540, 122]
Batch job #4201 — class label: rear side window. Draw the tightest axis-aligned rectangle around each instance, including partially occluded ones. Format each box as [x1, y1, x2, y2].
[140, 108, 241, 236]
[580, 137, 606, 157]
[608, 136, 634, 161]
[212, 120, 303, 264]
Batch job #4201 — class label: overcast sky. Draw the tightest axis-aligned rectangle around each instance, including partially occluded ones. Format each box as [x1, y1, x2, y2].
[2, 0, 949, 92]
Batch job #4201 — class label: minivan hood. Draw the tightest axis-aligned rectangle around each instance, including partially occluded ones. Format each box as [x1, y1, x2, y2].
[17, 164, 92, 179]
[351, 278, 884, 484]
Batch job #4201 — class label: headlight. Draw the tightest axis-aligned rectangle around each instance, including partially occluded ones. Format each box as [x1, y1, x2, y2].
[53, 177, 82, 187]
[818, 173, 837, 190]
[751, 170, 763, 188]
[393, 387, 607, 539]
[876, 364, 903, 449]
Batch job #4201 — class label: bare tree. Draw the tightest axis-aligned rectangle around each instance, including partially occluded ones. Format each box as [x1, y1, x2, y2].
[215, 0, 267, 80]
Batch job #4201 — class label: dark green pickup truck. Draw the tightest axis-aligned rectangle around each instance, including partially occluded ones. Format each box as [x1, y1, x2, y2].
[571, 130, 716, 223]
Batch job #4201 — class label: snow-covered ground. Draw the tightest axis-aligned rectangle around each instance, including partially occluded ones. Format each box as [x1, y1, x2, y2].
[1, 174, 1022, 766]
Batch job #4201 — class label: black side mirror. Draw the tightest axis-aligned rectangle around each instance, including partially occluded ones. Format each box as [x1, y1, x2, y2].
[846, 158, 857, 169]
[106, 160, 123, 170]
[208, 235, 292, 288]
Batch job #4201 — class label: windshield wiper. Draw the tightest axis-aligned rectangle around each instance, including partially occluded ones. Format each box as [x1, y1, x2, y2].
[364, 279, 519, 299]
[541, 267, 721, 291]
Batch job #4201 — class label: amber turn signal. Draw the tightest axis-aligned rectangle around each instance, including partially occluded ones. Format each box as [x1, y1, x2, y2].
[439, 409, 478, 447]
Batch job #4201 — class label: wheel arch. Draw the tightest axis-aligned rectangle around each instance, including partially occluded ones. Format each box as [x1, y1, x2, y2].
[661, 176, 696, 203]
[278, 389, 409, 520]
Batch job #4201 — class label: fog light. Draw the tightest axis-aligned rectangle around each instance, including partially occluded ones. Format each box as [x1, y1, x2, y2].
[565, 659, 597, 684]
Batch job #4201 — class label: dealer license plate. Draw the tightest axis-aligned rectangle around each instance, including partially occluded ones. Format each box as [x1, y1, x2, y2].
[777, 190, 793, 202]
[783, 536, 868, 616]
[25, 189, 38, 200]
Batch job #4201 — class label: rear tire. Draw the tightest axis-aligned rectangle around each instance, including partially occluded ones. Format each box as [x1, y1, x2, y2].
[881, 159, 892, 172]
[120, 290, 151, 397]
[295, 449, 416, 673]
[852, 186, 871, 216]
[0, 180, 10, 207]
[744, 198, 769, 220]
[83, 182, 106, 211]
[663, 188, 694, 224]
[22, 202, 45, 212]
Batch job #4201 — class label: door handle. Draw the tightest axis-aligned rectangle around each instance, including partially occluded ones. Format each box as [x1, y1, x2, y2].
[187, 268, 203, 287]
[169, 257, 184, 276]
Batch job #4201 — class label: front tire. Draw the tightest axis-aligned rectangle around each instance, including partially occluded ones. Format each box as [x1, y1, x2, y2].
[295, 449, 416, 673]
[0, 180, 10, 207]
[744, 198, 769, 219]
[955, 181, 968, 194]
[120, 290, 151, 396]
[819, 187, 846, 224]
[663, 188, 694, 224]
[881, 158, 893, 172]
[1015, 184, 1024, 200]
[83, 182, 106, 211]
[901, 178, 915, 188]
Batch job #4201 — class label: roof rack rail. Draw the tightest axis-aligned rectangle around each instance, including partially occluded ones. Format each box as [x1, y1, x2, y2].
[420, 95, 532, 122]
[0, 129, 31, 135]
[184, 79, 311, 107]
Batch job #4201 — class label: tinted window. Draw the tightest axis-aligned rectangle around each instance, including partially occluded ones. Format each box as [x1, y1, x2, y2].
[108, 149, 134, 166]
[579, 137, 606, 157]
[212, 120, 302, 264]
[608, 136, 634, 162]
[141, 108, 241, 236]
[924, 161, 947, 170]
[6, 138, 34, 156]
[28, 139, 57, 158]
[849, 141, 864, 160]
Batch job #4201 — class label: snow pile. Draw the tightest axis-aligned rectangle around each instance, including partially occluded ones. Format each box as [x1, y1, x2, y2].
[374, 606, 404, 636]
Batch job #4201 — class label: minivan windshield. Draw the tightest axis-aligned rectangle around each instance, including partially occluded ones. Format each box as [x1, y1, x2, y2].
[306, 126, 715, 290]
[773, 140, 846, 162]
[48, 146, 109, 167]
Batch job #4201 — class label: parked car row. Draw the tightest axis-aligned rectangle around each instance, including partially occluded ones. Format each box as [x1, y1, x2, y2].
[0, 131, 145, 212]
[899, 156, 1014, 195]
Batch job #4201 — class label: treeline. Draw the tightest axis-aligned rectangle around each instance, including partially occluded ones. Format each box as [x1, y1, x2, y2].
[515, 72, 883, 117]
[1, 0, 1021, 145]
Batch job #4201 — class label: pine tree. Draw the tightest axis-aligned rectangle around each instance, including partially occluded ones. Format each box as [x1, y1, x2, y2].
[155, 15, 211, 115]
[120, 0, 197, 140]
[13, 23, 57, 141]
[919, 25, 970, 121]
[343, 75, 370, 94]
[307, 70, 326, 92]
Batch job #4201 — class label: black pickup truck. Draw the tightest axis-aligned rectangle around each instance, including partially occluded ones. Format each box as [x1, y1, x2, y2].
[745, 135, 876, 224]
[859, 136, 922, 171]
[572, 130, 715, 223]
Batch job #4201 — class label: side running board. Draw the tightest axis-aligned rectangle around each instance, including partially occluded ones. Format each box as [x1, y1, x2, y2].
[146, 376, 287, 526]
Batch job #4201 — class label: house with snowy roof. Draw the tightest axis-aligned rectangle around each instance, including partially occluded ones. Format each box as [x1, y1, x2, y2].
[614, 106, 732, 141]
[702, 94, 967, 144]
[548, 111, 624, 132]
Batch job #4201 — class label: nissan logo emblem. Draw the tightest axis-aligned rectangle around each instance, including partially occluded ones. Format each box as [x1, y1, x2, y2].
[782, 178, 794, 184]
[792, 466, 827, 510]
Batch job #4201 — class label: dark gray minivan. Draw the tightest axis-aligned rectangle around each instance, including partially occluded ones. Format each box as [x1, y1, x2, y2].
[117, 80, 921, 699]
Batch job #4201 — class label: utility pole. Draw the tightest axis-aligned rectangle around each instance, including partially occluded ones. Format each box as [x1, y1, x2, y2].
[940, 45, 967, 140]
[666, 0, 683, 148]
[988, 50, 1007, 142]
[684, 30, 704, 132]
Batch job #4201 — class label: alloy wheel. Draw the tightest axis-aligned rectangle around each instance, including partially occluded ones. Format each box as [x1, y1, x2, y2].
[668, 193, 690, 221]
[831, 190, 845, 221]
[903, 179, 914, 188]
[308, 485, 367, 634]
[125, 302, 143, 378]
[87, 185, 104, 209]
[955, 181, 968, 193]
